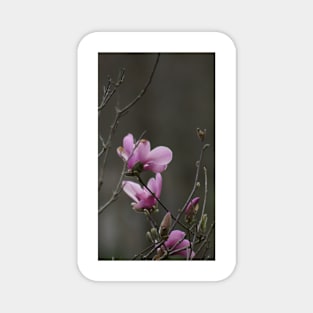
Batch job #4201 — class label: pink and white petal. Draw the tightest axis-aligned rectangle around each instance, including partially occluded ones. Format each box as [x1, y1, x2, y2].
[143, 163, 167, 173]
[127, 154, 139, 169]
[147, 174, 162, 197]
[122, 181, 142, 202]
[146, 146, 173, 165]
[154, 173, 162, 198]
[175, 240, 194, 258]
[123, 133, 135, 156]
[133, 196, 156, 209]
[135, 139, 151, 163]
[147, 175, 156, 192]
[117, 147, 128, 161]
[164, 230, 186, 249]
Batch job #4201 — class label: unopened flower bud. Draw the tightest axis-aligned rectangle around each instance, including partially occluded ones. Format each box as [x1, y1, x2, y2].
[200, 214, 208, 233]
[159, 212, 172, 238]
[146, 231, 154, 243]
[150, 227, 159, 240]
[196, 128, 206, 142]
[185, 197, 200, 223]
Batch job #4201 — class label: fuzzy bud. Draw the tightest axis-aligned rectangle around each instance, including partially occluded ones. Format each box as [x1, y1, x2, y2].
[185, 197, 200, 223]
[200, 214, 208, 233]
[150, 227, 159, 241]
[159, 212, 172, 238]
[146, 231, 154, 243]
[196, 128, 206, 142]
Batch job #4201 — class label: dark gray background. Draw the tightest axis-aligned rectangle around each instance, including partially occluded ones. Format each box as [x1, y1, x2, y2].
[98, 53, 215, 259]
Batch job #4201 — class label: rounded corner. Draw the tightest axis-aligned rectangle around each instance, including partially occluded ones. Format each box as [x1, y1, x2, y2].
[77, 31, 99, 52]
[214, 31, 237, 52]
[216, 260, 237, 282]
[76, 260, 99, 283]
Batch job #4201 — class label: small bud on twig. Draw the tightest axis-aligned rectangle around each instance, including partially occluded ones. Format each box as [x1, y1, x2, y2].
[150, 227, 159, 241]
[196, 128, 206, 142]
[185, 197, 200, 223]
[200, 214, 208, 233]
[159, 212, 172, 238]
[146, 231, 154, 243]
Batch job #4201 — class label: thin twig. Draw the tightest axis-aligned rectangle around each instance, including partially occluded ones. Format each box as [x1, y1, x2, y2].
[98, 68, 125, 113]
[170, 143, 210, 232]
[198, 166, 208, 232]
[136, 176, 193, 233]
[98, 54, 160, 192]
[194, 221, 215, 257]
[98, 134, 106, 158]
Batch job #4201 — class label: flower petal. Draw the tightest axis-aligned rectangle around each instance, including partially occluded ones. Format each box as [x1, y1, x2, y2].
[143, 163, 167, 173]
[134, 139, 150, 163]
[122, 181, 143, 203]
[146, 146, 173, 165]
[117, 146, 128, 161]
[133, 196, 156, 209]
[147, 174, 162, 199]
[123, 133, 135, 156]
[154, 173, 162, 198]
[164, 230, 186, 249]
[175, 240, 195, 259]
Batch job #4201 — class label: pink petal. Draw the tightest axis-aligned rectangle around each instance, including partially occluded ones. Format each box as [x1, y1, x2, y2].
[165, 230, 186, 249]
[146, 174, 162, 198]
[146, 146, 173, 165]
[116, 147, 128, 161]
[127, 154, 140, 169]
[134, 139, 150, 163]
[143, 163, 167, 173]
[185, 197, 200, 216]
[133, 196, 156, 209]
[154, 173, 162, 198]
[122, 181, 143, 203]
[147, 175, 156, 192]
[123, 133, 135, 156]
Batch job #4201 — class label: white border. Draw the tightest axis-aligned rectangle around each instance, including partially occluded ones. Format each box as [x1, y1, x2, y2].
[77, 32, 236, 281]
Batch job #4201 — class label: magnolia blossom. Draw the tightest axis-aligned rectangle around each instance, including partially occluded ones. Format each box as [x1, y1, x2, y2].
[164, 230, 195, 259]
[117, 133, 173, 173]
[122, 173, 162, 212]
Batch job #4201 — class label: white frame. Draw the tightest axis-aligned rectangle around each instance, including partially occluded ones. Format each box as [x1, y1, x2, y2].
[77, 32, 236, 281]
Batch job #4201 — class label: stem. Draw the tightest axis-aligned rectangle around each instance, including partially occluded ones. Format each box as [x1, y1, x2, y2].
[136, 175, 192, 233]
[170, 143, 210, 232]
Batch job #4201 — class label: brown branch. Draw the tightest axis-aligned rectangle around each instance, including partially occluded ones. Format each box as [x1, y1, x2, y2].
[98, 54, 160, 192]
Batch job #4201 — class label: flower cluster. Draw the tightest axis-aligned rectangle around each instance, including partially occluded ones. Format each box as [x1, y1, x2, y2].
[117, 133, 197, 260]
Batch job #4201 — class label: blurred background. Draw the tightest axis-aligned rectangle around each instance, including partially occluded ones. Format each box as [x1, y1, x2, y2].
[98, 53, 215, 260]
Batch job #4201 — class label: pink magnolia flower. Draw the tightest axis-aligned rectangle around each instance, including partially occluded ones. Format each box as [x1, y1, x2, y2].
[164, 230, 195, 259]
[122, 173, 162, 212]
[117, 133, 173, 173]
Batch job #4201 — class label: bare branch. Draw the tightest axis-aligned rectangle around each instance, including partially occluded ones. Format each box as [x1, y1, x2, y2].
[98, 54, 160, 192]
[98, 68, 125, 113]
